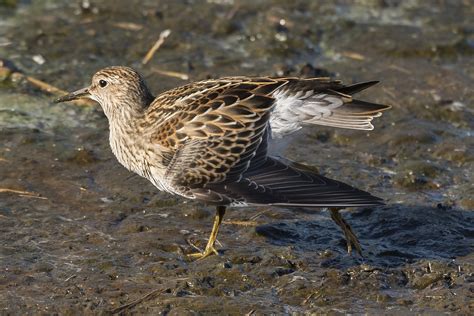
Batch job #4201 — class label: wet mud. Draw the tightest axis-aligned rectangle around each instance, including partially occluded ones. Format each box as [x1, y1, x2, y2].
[0, 1, 473, 314]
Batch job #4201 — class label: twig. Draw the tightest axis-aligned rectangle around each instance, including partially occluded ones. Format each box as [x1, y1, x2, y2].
[226, 3, 240, 20]
[249, 210, 267, 221]
[0, 188, 47, 200]
[0, 58, 94, 106]
[303, 292, 322, 305]
[19, 194, 48, 200]
[382, 87, 397, 100]
[64, 275, 77, 282]
[388, 64, 411, 74]
[0, 188, 39, 196]
[224, 220, 258, 227]
[153, 276, 190, 281]
[109, 288, 167, 314]
[342, 51, 365, 61]
[142, 29, 171, 65]
[112, 22, 143, 31]
[25, 76, 95, 106]
[186, 237, 203, 252]
[25, 76, 65, 95]
[151, 67, 189, 80]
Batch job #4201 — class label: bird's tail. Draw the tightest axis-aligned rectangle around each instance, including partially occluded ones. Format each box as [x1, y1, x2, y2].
[271, 80, 391, 132]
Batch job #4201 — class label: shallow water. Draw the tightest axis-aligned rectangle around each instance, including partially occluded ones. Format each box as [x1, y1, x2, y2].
[0, 0, 473, 314]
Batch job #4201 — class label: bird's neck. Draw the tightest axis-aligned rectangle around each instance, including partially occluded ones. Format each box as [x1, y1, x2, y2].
[108, 113, 146, 174]
[107, 114, 170, 192]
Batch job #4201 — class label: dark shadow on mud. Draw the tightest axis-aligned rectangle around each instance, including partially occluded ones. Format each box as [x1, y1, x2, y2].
[255, 204, 474, 268]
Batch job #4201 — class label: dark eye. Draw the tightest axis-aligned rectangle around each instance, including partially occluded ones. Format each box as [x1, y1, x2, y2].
[99, 79, 108, 88]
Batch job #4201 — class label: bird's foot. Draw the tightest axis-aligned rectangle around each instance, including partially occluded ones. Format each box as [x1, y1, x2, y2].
[186, 205, 226, 261]
[344, 228, 363, 257]
[329, 208, 363, 257]
[187, 245, 219, 260]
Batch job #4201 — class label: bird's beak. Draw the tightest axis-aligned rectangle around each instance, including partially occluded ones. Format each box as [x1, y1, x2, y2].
[54, 86, 91, 103]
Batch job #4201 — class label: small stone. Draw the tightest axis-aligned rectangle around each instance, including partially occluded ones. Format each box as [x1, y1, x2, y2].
[67, 147, 98, 165]
[100, 197, 114, 203]
[396, 298, 414, 306]
[32, 54, 45, 65]
[411, 272, 443, 289]
[0, 66, 12, 81]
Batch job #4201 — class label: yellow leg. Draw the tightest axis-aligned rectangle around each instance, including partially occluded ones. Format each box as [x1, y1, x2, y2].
[188, 205, 226, 260]
[330, 208, 363, 256]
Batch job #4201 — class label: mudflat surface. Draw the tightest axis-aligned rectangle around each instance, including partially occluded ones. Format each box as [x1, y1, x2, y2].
[0, 1, 473, 314]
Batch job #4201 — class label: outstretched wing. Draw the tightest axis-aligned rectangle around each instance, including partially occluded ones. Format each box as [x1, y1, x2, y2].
[146, 77, 287, 199]
[206, 157, 384, 207]
[270, 79, 391, 137]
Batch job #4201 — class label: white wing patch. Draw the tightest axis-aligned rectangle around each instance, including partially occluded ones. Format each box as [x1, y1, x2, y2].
[270, 88, 378, 138]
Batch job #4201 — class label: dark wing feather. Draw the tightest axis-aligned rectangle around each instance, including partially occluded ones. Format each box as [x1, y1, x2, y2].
[207, 157, 384, 207]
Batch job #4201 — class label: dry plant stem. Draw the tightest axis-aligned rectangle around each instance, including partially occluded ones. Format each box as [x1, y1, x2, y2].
[342, 51, 365, 60]
[142, 29, 171, 64]
[0, 188, 37, 195]
[25, 76, 65, 94]
[112, 22, 143, 31]
[224, 210, 266, 226]
[1, 60, 94, 106]
[186, 237, 204, 253]
[109, 288, 167, 314]
[224, 220, 258, 227]
[25, 76, 95, 106]
[249, 210, 268, 220]
[0, 188, 47, 199]
[226, 4, 240, 19]
[151, 67, 189, 80]
[18, 195, 47, 200]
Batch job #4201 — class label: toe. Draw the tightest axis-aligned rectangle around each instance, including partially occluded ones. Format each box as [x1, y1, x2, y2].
[187, 246, 219, 261]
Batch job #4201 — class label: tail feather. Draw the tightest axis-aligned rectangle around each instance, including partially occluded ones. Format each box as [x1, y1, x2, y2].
[338, 99, 391, 115]
[270, 79, 391, 136]
[336, 80, 379, 95]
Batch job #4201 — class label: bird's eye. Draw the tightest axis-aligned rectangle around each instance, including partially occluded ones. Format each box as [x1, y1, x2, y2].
[99, 79, 108, 88]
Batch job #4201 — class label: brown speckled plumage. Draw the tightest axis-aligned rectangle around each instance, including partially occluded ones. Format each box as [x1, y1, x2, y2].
[56, 66, 391, 259]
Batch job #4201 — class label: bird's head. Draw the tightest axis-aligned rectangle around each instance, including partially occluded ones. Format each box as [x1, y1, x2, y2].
[55, 66, 154, 119]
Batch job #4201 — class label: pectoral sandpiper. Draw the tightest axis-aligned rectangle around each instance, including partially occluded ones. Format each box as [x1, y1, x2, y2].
[55, 66, 390, 259]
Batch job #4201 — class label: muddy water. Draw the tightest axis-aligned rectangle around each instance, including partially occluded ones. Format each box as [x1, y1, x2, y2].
[0, 1, 473, 314]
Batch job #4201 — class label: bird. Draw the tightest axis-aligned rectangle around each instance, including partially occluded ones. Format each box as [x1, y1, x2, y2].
[55, 66, 391, 260]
